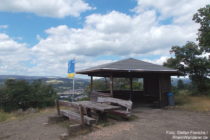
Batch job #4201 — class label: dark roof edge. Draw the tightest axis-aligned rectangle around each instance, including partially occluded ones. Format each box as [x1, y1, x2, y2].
[76, 68, 179, 74]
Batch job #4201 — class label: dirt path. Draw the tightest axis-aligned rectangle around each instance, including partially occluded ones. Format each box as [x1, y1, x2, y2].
[0, 108, 209, 140]
[73, 108, 210, 140]
[0, 112, 67, 140]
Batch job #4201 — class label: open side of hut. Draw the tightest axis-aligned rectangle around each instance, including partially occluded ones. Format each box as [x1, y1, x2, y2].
[76, 58, 180, 107]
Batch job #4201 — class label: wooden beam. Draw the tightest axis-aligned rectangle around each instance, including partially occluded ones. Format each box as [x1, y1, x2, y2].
[110, 75, 113, 96]
[90, 76, 93, 98]
[79, 105, 84, 126]
[130, 77, 133, 91]
[129, 77, 133, 100]
[55, 99, 60, 116]
[104, 77, 108, 90]
[158, 77, 162, 107]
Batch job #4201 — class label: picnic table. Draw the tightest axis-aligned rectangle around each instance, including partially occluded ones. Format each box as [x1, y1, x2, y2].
[76, 101, 120, 121]
[56, 98, 131, 125]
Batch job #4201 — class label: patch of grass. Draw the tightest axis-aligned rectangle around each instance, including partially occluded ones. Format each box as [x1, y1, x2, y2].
[175, 89, 192, 96]
[0, 110, 16, 122]
[107, 113, 138, 122]
[107, 113, 125, 121]
[38, 107, 56, 114]
[98, 120, 114, 127]
[127, 115, 138, 121]
[175, 95, 210, 112]
[68, 125, 94, 138]
[0, 107, 56, 123]
[77, 97, 90, 101]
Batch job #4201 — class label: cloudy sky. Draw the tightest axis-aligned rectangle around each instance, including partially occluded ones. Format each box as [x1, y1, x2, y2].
[0, 0, 209, 77]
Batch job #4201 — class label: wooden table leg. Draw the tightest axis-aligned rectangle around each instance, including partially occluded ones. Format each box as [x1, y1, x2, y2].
[55, 99, 60, 116]
[96, 111, 107, 122]
[86, 108, 92, 117]
[102, 112, 107, 121]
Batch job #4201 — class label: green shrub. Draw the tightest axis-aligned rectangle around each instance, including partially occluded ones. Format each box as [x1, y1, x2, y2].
[0, 79, 57, 112]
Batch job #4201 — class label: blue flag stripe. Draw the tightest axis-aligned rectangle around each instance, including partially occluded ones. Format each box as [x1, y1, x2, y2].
[68, 60, 75, 74]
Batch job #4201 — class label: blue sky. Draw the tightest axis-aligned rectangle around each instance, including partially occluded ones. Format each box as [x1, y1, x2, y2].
[0, 0, 137, 46]
[0, 0, 209, 77]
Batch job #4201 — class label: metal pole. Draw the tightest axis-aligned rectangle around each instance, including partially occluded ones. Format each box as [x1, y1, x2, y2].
[73, 78, 75, 101]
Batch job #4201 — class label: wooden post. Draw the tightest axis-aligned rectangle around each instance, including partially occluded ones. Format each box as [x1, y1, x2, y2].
[79, 105, 84, 126]
[104, 77, 108, 90]
[129, 77, 133, 100]
[55, 99, 60, 116]
[110, 75, 113, 96]
[158, 76, 162, 107]
[90, 76, 93, 98]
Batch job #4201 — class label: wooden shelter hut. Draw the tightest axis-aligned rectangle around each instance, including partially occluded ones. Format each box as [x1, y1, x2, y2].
[77, 58, 179, 107]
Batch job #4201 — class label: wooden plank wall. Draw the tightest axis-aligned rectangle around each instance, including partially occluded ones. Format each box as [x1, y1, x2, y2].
[158, 74, 171, 107]
[144, 75, 159, 97]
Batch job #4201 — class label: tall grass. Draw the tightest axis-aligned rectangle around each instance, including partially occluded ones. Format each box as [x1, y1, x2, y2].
[175, 90, 210, 112]
[0, 110, 15, 122]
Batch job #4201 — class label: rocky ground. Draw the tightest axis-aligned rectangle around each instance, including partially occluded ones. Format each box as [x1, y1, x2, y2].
[0, 107, 209, 140]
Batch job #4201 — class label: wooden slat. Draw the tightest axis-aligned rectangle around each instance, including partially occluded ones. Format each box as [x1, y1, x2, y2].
[60, 110, 96, 125]
[97, 97, 132, 110]
[111, 110, 131, 117]
[58, 100, 79, 109]
[79, 105, 84, 126]
[55, 100, 60, 115]
[90, 91, 111, 102]
[77, 101, 120, 112]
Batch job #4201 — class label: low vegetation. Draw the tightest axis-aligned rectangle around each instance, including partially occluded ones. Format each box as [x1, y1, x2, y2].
[175, 89, 210, 112]
[0, 107, 55, 122]
[87, 78, 143, 91]
[164, 5, 210, 93]
[0, 110, 14, 122]
[0, 79, 57, 112]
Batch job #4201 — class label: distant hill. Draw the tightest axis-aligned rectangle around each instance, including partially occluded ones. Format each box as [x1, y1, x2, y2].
[171, 77, 191, 86]
[0, 75, 89, 92]
[0, 75, 48, 80]
[0, 75, 191, 91]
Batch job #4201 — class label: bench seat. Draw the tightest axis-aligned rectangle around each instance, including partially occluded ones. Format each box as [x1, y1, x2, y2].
[97, 97, 133, 118]
[60, 110, 96, 125]
[111, 110, 131, 117]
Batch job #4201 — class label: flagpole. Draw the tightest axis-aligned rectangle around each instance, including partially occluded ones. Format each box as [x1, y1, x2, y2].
[73, 58, 75, 101]
[73, 78, 75, 95]
[68, 59, 76, 101]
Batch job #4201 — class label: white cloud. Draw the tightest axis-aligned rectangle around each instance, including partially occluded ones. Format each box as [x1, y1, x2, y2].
[134, 0, 209, 24]
[143, 56, 169, 65]
[135, 0, 189, 17]
[29, 8, 197, 76]
[1, 0, 209, 76]
[33, 10, 197, 58]
[0, 0, 92, 18]
[0, 25, 8, 29]
[0, 33, 33, 75]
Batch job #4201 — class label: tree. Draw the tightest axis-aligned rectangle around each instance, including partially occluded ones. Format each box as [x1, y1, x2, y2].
[164, 5, 210, 93]
[177, 79, 185, 89]
[164, 42, 210, 92]
[0, 79, 56, 112]
[193, 5, 210, 52]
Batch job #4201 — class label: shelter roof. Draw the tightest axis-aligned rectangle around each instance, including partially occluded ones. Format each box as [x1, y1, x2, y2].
[76, 58, 179, 76]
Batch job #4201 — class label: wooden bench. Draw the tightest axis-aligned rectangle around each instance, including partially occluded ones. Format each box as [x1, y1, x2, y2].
[97, 97, 133, 118]
[90, 91, 111, 102]
[55, 100, 96, 125]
